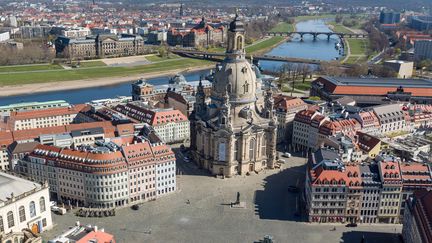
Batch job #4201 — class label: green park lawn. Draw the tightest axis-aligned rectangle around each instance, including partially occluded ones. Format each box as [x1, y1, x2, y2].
[145, 54, 181, 62]
[0, 58, 212, 86]
[245, 36, 285, 54]
[0, 64, 63, 73]
[295, 14, 337, 21]
[292, 81, 312, 91]
[327, 21, 354, 34]
[348, 38, 368, 55]
[270, 22, 295, 32]
[76, 61, 107, 68]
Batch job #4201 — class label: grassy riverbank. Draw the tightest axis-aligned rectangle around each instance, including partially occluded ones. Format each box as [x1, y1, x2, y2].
[344, 38, 369, 64]
[246, 36, 285, 54]
[270, 22, 295, 32]
[0, 58, 212, 86]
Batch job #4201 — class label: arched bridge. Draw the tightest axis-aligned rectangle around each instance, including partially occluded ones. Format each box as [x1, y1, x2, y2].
[267, 31, 368, 40]
[170, 49, 350, 67]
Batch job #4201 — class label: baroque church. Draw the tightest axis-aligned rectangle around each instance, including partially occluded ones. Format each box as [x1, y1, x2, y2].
[189, 15, 278, 177]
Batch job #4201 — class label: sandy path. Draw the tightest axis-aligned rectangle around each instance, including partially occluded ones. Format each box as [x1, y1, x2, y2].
[0, 65, 213, 97]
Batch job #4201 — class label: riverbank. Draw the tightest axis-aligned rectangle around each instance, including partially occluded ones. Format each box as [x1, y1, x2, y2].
[0, 64, 214, 97]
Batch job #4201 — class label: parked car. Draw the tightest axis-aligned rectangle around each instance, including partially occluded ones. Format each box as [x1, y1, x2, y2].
[287, 186, 299, 193]
[346, 223, 358, 227]
[131, 204, 139, 210]
[282, 152, 291, 158]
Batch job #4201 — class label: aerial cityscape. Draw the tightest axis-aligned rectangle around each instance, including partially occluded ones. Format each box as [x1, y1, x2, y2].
[0, 0, 432, 242]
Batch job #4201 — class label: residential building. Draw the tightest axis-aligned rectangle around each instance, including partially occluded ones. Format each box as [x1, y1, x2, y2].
[399, 163, 432, 218]
[414, 40, 432, 61]
[189, 16, 277, 177]
[0, 100, 70, 114]
[5, 104, 86, 131]
[377, 159, 403, 224]
[17, 135, 176, 208]
[7, 141, 39, 170]
[410, 16, 432, 31]
[0, 172, 53, 235]
[356, 131, 381, 159]
[114, 102, 189, 144]
[48, 222, 115, 243]
[359, 163, 382, 223]
[379, 11, 400, 24]
[273, 95, 308, 144]
[402, 189, 432, 243]
[372, 104, 407, 134]
[70, 127, 105, 148]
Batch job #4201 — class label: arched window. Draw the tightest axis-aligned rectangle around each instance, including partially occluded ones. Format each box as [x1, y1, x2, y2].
[7, 211, 14, 228]
[19, 206, 26, 222]
[0, 216, 4, 232]
[40, 197, 46, 212]
[236, 35, 243, 50]
[261, 135, 266, 156]
[29, 201, 36, 218]
[234, 140, 239, 161]
[249, 139, 256, 161]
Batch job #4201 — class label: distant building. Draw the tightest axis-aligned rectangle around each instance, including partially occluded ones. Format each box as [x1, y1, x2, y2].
[0, 31, 10, 42]
[55, 34, 145, 60]
[379, 11, 401, 24]
[20, 26, 51, 39]
[402, 189, 432, 243]
[0, 100, 69, 114]
[48, 222, 115, 243]
[167, 17, 226, 47]
[61, 28, 91, 38]
[0, 172, 53, 235]
[410, 16, 432, 31]
[372, 104, 407, 134]
[383, 60, 414, 78]
[147, 30, 167, 45]
[414, 40, 432, 60]
[310, 76, 432, 105]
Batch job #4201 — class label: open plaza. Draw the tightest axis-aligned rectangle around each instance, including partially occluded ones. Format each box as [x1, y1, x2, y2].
[41, 151, 402, 243]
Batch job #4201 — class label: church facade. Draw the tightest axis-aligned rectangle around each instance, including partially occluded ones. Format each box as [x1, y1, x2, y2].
[189, 15, 277, 177]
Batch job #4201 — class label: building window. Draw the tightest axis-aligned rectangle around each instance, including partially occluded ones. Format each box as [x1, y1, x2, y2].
[261, 135, 266, 156]
[29, 201, 36, 218]
[0, 216, 3, 232]
[42, 218, 47, 227]
[7, 211, 14, 228]
[40, 197, 46, 212]
[249, 139, 256, 161]
[234, 140, 239, 161]
[19, 206, 26, 222]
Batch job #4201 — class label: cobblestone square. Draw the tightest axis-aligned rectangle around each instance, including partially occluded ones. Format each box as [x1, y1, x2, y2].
[42, 152, 402, 243]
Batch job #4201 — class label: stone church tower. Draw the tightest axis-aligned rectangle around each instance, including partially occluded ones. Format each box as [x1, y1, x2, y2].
[189, 15, 277, 177]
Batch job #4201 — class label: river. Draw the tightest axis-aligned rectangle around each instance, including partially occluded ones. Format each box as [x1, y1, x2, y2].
[0, 19, 339, 106]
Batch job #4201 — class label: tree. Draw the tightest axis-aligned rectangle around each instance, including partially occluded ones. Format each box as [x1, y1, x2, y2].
[346, 64, 368, 77]
[371, 65, 397, 77]
[335, 15, 343, 24]
[320, 61, 345, 76]
[157, 45, 168, 58]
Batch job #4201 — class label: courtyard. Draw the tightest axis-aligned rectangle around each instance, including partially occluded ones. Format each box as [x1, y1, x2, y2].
[41, 152, 402, 243]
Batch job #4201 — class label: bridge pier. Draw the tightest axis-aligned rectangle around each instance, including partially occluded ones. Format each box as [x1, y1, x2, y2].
[327, 34, 331, 41]
[313, 33, 317, 41]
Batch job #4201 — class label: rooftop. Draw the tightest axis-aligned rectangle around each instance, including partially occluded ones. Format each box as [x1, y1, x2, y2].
[321, 76, 432, 88]
[0, 172, 42, 204]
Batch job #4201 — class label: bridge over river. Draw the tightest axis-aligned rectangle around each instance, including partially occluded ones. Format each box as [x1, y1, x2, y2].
[267, 31, 368, 40]
[171, 49, 351, 68]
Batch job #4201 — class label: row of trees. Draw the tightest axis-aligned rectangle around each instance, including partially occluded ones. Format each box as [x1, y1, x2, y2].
[320, 61, 397, 77]
[0, 44, 55, 66]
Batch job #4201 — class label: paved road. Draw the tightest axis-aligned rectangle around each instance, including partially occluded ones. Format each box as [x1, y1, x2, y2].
[42, 152, 402, 243]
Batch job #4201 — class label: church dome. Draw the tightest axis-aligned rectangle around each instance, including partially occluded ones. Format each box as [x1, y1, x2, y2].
[212, 58, 257, 103]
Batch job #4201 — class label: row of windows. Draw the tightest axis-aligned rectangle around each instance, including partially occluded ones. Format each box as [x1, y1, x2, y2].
[0, 197, 46, 232]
